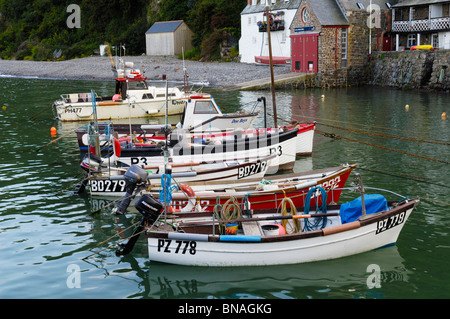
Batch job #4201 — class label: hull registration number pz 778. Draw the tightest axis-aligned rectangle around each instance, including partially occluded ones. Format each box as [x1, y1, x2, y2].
[376, 211, 406, 234]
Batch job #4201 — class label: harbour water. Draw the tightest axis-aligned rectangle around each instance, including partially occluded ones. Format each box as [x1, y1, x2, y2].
[0, 77, 448, 300]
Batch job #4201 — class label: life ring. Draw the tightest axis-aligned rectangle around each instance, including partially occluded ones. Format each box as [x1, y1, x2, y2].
[168, 183, 197, 212]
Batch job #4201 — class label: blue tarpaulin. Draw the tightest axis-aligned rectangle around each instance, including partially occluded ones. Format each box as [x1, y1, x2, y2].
[339, 194, 389, 224]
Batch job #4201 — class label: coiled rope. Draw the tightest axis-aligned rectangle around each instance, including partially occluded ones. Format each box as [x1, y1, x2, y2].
[279, 194, 301, 234]
[213, 196, 241, 234]
[303, 186, 328, 231]
[158, 173, 178, 204]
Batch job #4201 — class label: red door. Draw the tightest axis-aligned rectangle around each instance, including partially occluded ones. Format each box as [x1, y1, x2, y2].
[291, 33, 318, 73]
[382, 33, 392, 51]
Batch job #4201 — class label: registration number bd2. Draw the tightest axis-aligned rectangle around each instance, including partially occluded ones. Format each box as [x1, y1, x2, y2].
[376, 211, 406, 234]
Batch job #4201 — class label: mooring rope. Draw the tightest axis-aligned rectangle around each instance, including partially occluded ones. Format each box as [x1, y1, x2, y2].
[317, 122, 450, 146]
[316, 130, 450, 165]
[297, 113, 449, 143]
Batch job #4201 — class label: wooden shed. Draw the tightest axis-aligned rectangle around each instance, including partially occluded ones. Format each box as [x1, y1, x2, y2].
[145, 20, 194, 56]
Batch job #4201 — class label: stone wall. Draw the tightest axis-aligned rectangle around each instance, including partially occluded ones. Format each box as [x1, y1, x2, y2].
[368, 50, 450, 90]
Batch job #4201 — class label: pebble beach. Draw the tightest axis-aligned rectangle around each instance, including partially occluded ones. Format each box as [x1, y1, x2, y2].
[0, 55, 292, 87]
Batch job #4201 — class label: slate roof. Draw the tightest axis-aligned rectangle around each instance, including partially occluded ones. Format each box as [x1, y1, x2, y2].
[392, 0, 449, 7]
[339, 0, 399, 10]
[241, 0, 302, 14]
[146, 20, 184, 34]
[309, 0, 349, 25]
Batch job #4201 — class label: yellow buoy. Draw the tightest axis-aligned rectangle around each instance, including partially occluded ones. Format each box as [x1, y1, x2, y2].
[2, 105, 6, 110]
[321, 95, 325, 99]
[405, 104, 409, 111]
[442, 112, 447, 120]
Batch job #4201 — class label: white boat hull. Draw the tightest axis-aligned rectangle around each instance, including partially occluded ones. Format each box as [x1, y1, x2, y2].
[146, 201, 417, 266]
[87, 156, 274, 197]
[116, 130, 297, 174]
[54, 98, 186, 122]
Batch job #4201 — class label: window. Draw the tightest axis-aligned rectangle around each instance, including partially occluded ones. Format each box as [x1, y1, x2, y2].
[341, 28, 348, 67]
[302, 7, 310, 23]
[295, 61, 301, 71]
[407, 34, 416, 47]
[142, 93, 154, 99]
[432, 34, 439, 48]
[357, 2, 365, 9]
[281, 32, 287, 43]
[194, 101, 219, 114]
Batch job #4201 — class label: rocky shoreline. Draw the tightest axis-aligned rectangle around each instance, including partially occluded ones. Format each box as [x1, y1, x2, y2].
[0, 55, 292, 88]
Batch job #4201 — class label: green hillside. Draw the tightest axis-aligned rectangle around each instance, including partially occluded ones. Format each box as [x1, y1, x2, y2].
[0, 0, 245, 61]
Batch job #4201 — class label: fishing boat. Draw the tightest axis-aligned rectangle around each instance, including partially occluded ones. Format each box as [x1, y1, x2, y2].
[103, 126, 299, 174]
[79, 154, 277, 197]
[75, 121, 314, 157]
[112, 174, 419, 266]
[73, 94, 262, 153]
[95, 164, 355, 216]
[52, 64, 190, 121]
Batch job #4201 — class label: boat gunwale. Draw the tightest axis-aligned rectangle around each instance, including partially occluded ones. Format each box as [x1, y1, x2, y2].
[146, 198, 419, 244]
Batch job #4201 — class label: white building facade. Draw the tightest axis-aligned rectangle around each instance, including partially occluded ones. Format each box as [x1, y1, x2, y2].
[239, 0, 302, 64]
[392, 0, 450, 50]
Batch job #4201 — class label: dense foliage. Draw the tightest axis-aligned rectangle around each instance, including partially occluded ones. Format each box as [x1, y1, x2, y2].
[0, 0, 246, 61]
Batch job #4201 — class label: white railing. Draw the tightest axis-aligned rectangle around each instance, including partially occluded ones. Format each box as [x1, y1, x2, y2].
[393, 17, 450, 32]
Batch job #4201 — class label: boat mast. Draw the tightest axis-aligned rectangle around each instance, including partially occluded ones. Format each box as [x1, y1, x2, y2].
[266, 5, 278, 128]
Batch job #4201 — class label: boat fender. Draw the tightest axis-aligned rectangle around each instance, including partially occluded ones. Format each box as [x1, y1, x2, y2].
[322, 221, 360, 236]
[113, 137, 121, 157]
[169, 183, 197, 212]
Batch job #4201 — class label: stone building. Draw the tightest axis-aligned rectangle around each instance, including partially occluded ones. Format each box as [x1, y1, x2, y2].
[239, 1, 397, 87]
[290, 0, 396, 87]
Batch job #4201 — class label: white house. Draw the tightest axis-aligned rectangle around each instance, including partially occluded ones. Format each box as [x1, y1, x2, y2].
[391, 0, 450, 50]
[239, 0, 302, 64]
[145, 20, 194, 56]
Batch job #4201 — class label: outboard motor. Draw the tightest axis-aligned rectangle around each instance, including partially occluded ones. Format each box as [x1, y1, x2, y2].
[115, 194, 164, 256]
[80, 153, 103, 173]
[112, 165, 149, 215]
[76, 154, 104, 194]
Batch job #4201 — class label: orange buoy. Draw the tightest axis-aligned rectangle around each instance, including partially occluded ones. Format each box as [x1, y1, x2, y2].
[442, 112, 447, 120]
[50, 127, 57, 137]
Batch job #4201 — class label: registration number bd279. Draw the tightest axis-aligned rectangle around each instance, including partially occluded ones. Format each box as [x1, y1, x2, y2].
[89, 180, 126, 193]
[238, 160, 267, 179]
[376, 211, 406, 234]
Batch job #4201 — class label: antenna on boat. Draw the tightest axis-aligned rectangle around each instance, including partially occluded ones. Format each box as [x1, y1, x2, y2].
[266, 5, 278, 128]
[353, 173, 367, 219]
[182, 47, 189, 94]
